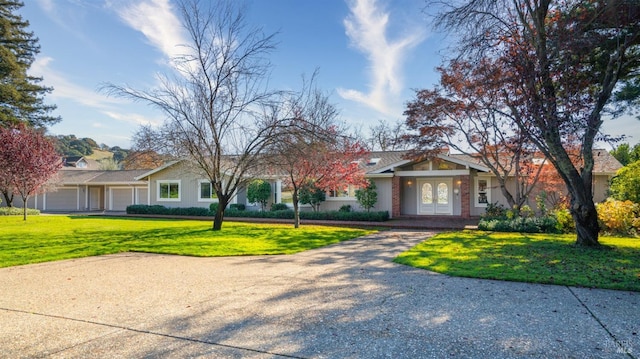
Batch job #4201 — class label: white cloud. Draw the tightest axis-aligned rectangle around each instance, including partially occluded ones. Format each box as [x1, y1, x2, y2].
[338, 0, 425, 115]
[102, 110, 163, 127]
[31, 57, 124, 109]
[107, 0, 186, 64]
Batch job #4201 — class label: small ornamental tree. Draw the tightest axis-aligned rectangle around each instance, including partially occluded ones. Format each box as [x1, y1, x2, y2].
[609, 161, 640, 204]
[0, 124, 62, 220]
[355, 179, 377, 212]
[299, 181, 326, 212]
[247, 179, 271, 211]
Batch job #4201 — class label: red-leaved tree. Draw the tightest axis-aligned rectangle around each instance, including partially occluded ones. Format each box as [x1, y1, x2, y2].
[0, 124, 62, 220]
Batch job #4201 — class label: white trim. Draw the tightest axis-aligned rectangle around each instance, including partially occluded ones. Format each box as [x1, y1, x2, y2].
[157, 180, 181, 202]
[396, 169, 471, 177]
[135, 161, 181, 180]
[437, 154, 490, 172]
[368, 160, 412, 174]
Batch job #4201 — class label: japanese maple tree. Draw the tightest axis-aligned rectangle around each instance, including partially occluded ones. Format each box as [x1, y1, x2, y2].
[0, 124, 62, 220]
[426, 0, 640, 246]
[404, 59, 544, 214]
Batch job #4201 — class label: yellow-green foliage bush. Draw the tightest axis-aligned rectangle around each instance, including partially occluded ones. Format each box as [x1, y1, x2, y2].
[554, 208, 575, 234]
[596, 199, 639, 236]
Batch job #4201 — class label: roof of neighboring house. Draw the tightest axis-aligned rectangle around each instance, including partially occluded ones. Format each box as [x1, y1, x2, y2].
[592, 149, 623, 173]
[62, 156, 101, 170]
[58, 169, 149, 185]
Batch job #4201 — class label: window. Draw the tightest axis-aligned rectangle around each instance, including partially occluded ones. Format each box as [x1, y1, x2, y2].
[198, 180, 218, 202]
[437, 182, 449, 204]
[421, 183, 433, 204]
[157, 180, 180, 201]
[328, 184, 357, 199]
[475, 177, 491, 207]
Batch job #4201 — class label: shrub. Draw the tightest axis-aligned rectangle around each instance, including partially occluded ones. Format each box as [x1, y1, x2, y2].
[270, 203, 289, 211]
[355, 179, 377, 212]
[246, 179, 271, 211]
[209, 202, 219, 214]
[478, 216, 560, 234]
[124, 204, 389, 222]
[609, 160, 640, 203]
[229, 203, 245, 211]
[596, 199, 639, 236]
[299, 181, 325, 212]
[482, 202, 507, 220]
[0, 207, 40, 216]
[339, 204, 352, 212]
[554, 208, 575, 233]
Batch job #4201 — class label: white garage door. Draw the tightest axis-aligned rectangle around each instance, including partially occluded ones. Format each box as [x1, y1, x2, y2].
[45, 188, 78, 211]
[111, 188, 133, 211]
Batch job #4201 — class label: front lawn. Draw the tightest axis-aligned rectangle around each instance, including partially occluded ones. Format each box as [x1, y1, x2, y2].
[0, 216, 375, 268]
[394, 231, 640, 292]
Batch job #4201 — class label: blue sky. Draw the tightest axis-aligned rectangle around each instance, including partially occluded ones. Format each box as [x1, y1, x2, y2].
[20, 0, 639, 149]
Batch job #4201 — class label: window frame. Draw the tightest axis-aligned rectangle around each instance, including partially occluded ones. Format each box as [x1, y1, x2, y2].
[157, 180, 181, 202]
[197, 180, 218, 202]
[327, 184, 358, 200]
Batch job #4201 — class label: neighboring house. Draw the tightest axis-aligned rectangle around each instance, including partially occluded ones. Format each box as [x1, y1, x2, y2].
[62, 156, 100, 169]
[2, 149, 621, 216]
[5, 169, 150, 212]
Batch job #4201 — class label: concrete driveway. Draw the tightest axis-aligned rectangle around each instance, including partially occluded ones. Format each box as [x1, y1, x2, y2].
[0, 230, 638, 358]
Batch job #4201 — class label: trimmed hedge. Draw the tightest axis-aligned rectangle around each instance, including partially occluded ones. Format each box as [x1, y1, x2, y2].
[478, 216, 560, 234]
[127, 204, 210, 216]
[0, 207, 40, 216]
[126, 204, 389, 222]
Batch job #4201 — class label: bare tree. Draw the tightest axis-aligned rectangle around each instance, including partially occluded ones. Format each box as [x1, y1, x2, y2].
[106, 0, 282, 230]
[368, 119, 406, 151]
[429, 0, 640, 247]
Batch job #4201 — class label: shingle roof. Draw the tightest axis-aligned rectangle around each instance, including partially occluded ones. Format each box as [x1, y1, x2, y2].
[59, 169, 149, 184]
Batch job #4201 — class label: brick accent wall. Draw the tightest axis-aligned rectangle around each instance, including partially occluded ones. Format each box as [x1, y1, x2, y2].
[460, 175, 471, 218]
[392, 176, 401, 218]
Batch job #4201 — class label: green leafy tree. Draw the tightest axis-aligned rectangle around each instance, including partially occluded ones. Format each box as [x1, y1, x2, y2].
[355, 179, 377, 212]
[610, 143, 640, 166]
[247, 179, 271, 211]
[610, 160, 640, 204]
[299, 181, 325, 212]
[0, 1, 58, 128]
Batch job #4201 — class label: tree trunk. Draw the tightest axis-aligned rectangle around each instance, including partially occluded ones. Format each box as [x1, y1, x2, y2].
[292, 190, 300, 229]
[571, 199, 600, 247]
[22, 202, 27, 221]
[1, 190, 14, 207]
[212, 197, 229, 231]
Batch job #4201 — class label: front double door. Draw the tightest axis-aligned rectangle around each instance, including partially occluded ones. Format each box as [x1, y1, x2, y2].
[417, 178, 452, 215]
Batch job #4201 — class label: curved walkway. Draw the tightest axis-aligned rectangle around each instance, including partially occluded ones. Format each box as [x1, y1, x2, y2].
[0, 230, 637, 358]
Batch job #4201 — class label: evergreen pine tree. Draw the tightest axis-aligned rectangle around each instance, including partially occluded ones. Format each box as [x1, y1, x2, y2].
[0, 0, 59, 128]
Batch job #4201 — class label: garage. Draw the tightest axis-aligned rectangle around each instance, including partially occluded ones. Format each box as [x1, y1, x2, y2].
[45, 188, 79, 211]
[110, 188, 134, 211]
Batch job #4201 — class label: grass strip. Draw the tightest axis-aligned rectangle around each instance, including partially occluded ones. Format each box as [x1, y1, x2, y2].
[394, 230, 640, 292]
[0, 216, 375, 268]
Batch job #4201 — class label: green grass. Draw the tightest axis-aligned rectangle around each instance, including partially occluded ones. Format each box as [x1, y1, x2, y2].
[394, 231, 640, 292]
[0, 216, 375, 268]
